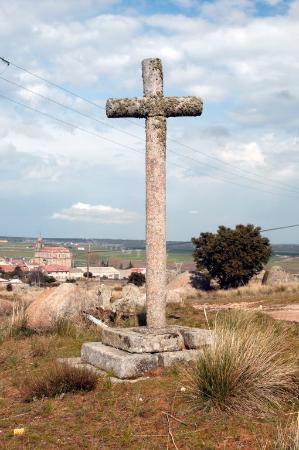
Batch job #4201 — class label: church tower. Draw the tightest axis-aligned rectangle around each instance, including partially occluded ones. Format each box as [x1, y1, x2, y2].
[35, 235, 44, 251]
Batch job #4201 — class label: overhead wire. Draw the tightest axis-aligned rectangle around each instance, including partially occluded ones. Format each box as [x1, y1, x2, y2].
[2, 90, 299, 201]
[0, 75, 144, 143]
[0, 92, 144, 157]
[261, 224, 299, 232]
[3, 56, 299, 194]
[1, 72, 299, 197]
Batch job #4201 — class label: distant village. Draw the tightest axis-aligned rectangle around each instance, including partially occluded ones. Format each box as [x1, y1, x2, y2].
[0, 237, 146, 285]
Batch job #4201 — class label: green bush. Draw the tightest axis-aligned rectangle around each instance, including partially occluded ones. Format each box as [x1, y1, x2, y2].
[192, 224, 271, 289]
[128, 272, 145, 286]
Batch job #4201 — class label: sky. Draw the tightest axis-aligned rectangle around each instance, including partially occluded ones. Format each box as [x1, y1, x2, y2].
[0, 0, 299, 243]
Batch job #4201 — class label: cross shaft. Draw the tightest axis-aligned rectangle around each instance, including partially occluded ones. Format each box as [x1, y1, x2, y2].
[106, 58, 203, 328]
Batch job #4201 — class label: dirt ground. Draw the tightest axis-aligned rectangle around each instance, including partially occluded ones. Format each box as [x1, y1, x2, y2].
[0, 284, 298, 449]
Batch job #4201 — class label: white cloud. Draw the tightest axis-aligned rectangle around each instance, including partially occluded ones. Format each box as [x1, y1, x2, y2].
[52, 202, 140, 224]
[220, 142, 265, 167]
[1, 0, 299, 240]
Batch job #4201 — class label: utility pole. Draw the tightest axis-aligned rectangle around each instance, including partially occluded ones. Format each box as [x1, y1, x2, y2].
[86, 243, 91, 281]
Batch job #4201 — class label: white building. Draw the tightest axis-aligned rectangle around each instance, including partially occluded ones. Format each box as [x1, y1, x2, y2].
[76, 266, 121, 280]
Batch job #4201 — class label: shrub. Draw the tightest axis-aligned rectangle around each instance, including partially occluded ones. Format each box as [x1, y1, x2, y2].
[30, 336, 51, 357]
[128, 272, 145, 286]
[22, 362, 97, 401]
[181, 311, 298, 415]
[50, 317, 77, 337]
[192, 224, 271, 289]
[83, 271, 93, 278]
[6, 283, 12, 292]
[10, 306, 35, 338]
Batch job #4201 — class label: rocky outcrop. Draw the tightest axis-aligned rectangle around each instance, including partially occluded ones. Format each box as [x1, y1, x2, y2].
[112, 284, 146, 312]
[98, 284, 112, 309]
[262, 266, 297, 285]
[26, 283, 100, 329]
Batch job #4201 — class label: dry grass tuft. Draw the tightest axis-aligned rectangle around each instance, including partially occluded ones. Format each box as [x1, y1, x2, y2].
[211, 281, 299, 299]
[50, 317, 77, 337]
[181, 310, 299, 415]
[272, 413, 299, 449]
[30, 336, 51, 357]
[22, 362, 97, 401]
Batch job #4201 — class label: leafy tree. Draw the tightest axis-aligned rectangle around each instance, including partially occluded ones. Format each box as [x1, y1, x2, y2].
[128, 272, 145, 287]
[28, 270, 46, 286]
[192, 224, 271, 289]
[83, 271, 93, 278]
[28, 270, 56, 286]
[11, 266, 24, 279]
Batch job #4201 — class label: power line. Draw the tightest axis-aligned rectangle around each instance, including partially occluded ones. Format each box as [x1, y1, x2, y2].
[0, 75, 144, 143]
[1, 90, 299, 200]
[3, 56, 299, 194]
[2, 73, 299, 197]
[261, 224, 299, 232]
[0, 92, 144, 156]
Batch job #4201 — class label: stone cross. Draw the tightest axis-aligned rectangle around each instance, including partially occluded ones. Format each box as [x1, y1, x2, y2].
[106, 58, 203, 328]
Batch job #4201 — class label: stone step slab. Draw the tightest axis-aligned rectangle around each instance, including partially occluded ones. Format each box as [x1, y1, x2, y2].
[101, 326, 185, 353]
[101, 326, 214, 353]
[81, 341, 203, 379]
[81, 342, 160, 379]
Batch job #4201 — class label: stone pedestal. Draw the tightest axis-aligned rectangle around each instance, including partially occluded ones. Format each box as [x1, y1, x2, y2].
[80, 326, 213, 379]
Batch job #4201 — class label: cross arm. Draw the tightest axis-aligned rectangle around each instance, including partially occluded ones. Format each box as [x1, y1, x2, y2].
[106, 97, 148, 118]
[164, 96, 203, 117]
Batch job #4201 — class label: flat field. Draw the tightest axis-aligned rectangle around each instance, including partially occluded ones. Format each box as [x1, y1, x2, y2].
[0, 285, 298, 449]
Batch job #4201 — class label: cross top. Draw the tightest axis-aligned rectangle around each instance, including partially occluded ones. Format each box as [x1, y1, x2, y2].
[106, 58, 202, 119]
[106, 58, 203, 329]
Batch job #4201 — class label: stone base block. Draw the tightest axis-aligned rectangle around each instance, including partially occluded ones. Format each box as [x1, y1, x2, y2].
[180, 328, 214, 349]
[101, 326, 184, 353]
[158, 349, 202, 367]
[57, 358, 150, 384]
[101, 326, 214, 353]
[81, 342, 203, 379]
[81, 342, 159, 379]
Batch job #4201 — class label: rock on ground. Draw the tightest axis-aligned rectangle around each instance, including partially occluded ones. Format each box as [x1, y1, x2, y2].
[98, 284, 112, 309]
[112, 284, 146, 312]
[167, 271, 193, 290]
[26, 283, 100, 329]
[262, 266, 297, 285]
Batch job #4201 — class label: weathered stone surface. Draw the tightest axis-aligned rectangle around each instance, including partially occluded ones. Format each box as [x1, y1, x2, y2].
[112, 284, 146, 312]
[158, 349, 202, 367]
[101, 326, 184, 353]
[81, 342, 159, 379]
[180, 328, 214, 349]
[262, 266, 297, 285]
[81, 341, 205, 379]
[106, 58, 203, 329]
[166, 289, 183, 304]
[98, 284, 112, 309]
[57, 357, 150, 383]
[26, 283, 100, 329]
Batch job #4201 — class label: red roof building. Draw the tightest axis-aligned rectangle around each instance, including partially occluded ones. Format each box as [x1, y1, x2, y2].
[33, 237, 72, 269]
